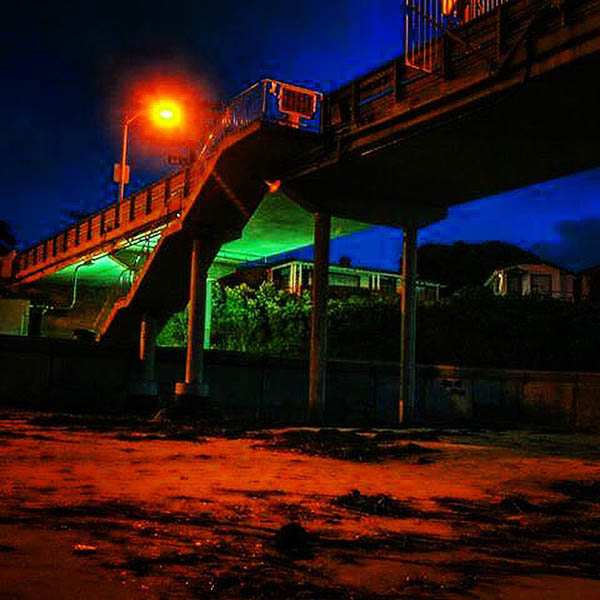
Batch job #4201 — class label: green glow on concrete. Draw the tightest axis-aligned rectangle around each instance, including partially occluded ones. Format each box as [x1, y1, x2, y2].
[218, 193, 368, 263]
[204, 279, 214, 350]
[45, 255, 127, 287]
[44, 232, 162, 288]
[42, 195, 368, 289]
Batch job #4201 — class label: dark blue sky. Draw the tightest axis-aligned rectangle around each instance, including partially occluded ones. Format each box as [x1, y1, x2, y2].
[2, 0, 599, 270]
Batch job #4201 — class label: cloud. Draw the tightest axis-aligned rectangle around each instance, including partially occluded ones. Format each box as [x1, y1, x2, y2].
[532, 218, 600, 271]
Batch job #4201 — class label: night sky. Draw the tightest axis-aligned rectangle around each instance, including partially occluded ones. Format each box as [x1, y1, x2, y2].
[2, 0, 599, 271]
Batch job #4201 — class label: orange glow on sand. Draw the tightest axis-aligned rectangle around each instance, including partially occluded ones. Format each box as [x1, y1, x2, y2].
[2, 417, 600, 599]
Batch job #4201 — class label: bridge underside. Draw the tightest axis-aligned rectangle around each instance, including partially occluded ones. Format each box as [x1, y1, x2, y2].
[41, 195, 366, 288]
[29, 193, 367, 340]
[287, 51, 600, 225]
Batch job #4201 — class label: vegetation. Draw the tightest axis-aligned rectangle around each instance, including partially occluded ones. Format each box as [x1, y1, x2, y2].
[419, 286, 600, 372]
[211, 283, 311, 355]
[158, 281, 600, 372]
[157, 309, 187, 348]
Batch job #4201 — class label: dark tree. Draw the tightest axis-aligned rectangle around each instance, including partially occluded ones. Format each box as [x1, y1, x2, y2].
[0, 220, 16, 256]
[338, 256, 353, 267]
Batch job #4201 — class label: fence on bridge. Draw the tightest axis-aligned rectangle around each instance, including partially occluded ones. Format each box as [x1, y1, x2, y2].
[324, 0, 574, 135]
[405, 0, 511, 72]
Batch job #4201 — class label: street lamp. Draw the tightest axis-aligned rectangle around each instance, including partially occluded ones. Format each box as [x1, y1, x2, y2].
[114, 99, 183, 203]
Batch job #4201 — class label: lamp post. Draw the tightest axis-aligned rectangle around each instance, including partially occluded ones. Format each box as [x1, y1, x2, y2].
[115, 100, 183, 203]
[116, 111, 141, 204]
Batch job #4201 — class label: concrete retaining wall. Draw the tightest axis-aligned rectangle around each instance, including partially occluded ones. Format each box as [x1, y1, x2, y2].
[1, 335, 599, 429]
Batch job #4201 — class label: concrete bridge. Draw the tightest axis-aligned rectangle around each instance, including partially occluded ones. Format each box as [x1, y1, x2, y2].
[1, 0, 600, 421]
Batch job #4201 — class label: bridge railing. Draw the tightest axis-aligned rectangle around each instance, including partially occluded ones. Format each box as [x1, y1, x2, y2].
[405, 0, 512, 72]
[325, 0, 580, 134]
[8, 79, 322, 283]
[200, 80, 323, 158]
[11, 171, 187, 282]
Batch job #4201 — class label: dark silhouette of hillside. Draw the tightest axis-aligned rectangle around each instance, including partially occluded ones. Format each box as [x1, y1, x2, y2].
[417, 241, 544, 294]
[0, 220, 16, 256]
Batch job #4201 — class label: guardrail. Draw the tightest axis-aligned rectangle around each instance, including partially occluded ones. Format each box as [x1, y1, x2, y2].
[9, 79, 323, 282]
[325, 0, 595, 135]
[405, 0, 512, 72]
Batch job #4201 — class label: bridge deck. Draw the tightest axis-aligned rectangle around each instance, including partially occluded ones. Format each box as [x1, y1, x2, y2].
[287, 0, 600, 224]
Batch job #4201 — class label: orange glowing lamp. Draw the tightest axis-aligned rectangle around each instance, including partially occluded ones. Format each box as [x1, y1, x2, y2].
[150, 99, 183, 129]
[442, 0, 456, 16]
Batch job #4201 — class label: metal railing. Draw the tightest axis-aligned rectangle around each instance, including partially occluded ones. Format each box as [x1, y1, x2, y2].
[325, 0, 544, 133]
[405, 0, 512, 72]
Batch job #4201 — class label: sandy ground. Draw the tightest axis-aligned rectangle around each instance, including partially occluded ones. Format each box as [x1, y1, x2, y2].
[1, 412, 600, 599]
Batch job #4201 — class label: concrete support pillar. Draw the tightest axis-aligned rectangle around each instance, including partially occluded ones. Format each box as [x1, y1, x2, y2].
[203, 278, 214, 350]
[27, 306, 44, 337]
[399, 224, 418, 424]
[140, 316, 157, 382]
[308, 212, 331, 423]
[175, 239, 209, 399]
[130, 314, 158, 397]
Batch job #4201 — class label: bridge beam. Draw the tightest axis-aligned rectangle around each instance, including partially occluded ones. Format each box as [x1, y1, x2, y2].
[399, 224, 418, 424]
[308, 212, 331, 424]
[175, 239, 210, 401]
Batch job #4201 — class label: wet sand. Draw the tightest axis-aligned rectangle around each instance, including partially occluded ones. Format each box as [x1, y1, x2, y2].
[1, 413, 599, 598]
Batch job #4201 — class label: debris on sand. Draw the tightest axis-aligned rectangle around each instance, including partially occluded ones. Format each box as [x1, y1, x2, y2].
[498, 494, 541, 514]
[194, 566, 389, 599]
[28, 414, 144, 432]
[26, 413, 248, 442]
[0, 430, 21, 438]
[114, 431, 207, 443]
[72, 544, 98, 555]
[332, 490, 419, 518]
[274, 523, 315, 558]
[373, 430, 441, 442]
[551, 480, 600, 503]
[392, 442, 438, 458]
[107, 551, 201, 577]
[262, 429, 439, 462]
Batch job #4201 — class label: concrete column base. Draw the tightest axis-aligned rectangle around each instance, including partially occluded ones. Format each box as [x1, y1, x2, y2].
[174, 381, 210, 399]
[172, 381, 216, 419]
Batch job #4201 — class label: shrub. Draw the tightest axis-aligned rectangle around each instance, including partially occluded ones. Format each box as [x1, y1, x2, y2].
[158, 282, 600, 371]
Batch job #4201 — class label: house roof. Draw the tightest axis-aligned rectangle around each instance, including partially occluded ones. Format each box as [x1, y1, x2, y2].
[490, 262, 576, 277]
